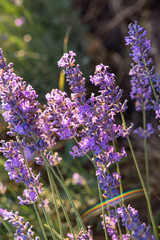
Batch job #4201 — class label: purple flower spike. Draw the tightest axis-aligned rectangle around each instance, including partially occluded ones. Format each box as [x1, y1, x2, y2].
[125, 21, 154, 111]
[0, 140, 43, 205]
[117, 205, 156, 239]
[96, 169, 121, 199]
[0, 50, 40, 137]
[0, 209, 39, 239]
[58, 51, 86, 106]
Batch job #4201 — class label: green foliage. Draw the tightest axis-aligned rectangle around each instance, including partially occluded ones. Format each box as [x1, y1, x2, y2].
[0, 0, 87, 100]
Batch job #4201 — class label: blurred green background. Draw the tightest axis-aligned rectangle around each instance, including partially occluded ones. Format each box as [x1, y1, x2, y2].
[0, 0, 90, 101]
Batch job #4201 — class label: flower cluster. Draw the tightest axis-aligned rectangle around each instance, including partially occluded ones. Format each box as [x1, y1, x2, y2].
[58, 53, 131, 155]
[58, 51, 86, 106]
[96, 169, 121, 199]
[0, 208, 40, 240]
[0, 49, 40, 138]
[67, 226, 93, 240]
[102, 205, 155, 239]
[57, 52, 132, 202]
[0, 49, 62, 205]
[125, 21, 154, 111]
[125, 21, 160, 137]
[0, 140, 43, 205]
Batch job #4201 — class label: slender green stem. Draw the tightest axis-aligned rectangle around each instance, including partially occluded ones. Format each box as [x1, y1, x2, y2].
[142, 105, 150, 199]
[97, 179, 109, 240]
[40, 150, 86, 231]
[112, 141, 124, 204]
[120, 112, 159, 239]
[32, 203, 48, 240]
[33, 180, 56, 239]
[142, 58, 159, 104]
[142, 104, 151, 223]
[22, 182, 48, 240]
[74, 137, 108, 238]
[56, 165, 65, 182]
[0, 217, 14, 238]
[46, 165, 64, 239]
[31, 133, 83, 234]
[51, 172, 76, 238]
[44, 224, 63, 240]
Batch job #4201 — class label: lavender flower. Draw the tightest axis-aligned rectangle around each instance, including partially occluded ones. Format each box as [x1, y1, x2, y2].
[0, 49, 41, 138]
[0, 209, 39, 239]
[101, 205, 156, 239]
[101, 215, 119, 240]
[116, 205, 156, 239]
[41, 89, 78, 141]
[14, 17, 25, 27]
[125, 21, 160, 139]
[96, 169, 121, 199]
[35, 150, 62, 166]
[57, 52, 132, 201]
[134, 123, 155, 138]
[67, 226, 93, 240]
[0, 140, 43, 205]
[58, 51, 86, 106]
[0, 49, 63, 206]
[125, 21, 154, 111]
[72, 173, 86, 185]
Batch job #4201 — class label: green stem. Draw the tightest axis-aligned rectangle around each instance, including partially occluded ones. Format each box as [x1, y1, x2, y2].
[51, 172, 76, 238]
[44, 224, 63, 240]
[142, 58, 159, 104]
[97, 179, 109, 240]
[56, 165, 65, 182]
[112, 140, 124, 204]
[34, 180, 56, 239]
[142, 104, 151, 224]
[121, 112, 159, 239]
[40, 150, 86, 231]
[22, 182, 48, 240]
[74, 137, 108, 238]
[32, 202, 48, 240]
[142, 105, 150, 199]
[91, 150, 108, 240]
[0, 217, 14, 238]
[46, 165, 64, 239]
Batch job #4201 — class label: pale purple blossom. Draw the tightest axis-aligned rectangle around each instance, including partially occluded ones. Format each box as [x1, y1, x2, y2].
[14, 17, 25, 27]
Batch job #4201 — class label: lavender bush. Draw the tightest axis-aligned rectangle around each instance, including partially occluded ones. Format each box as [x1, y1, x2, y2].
[0, 21, 159, 239]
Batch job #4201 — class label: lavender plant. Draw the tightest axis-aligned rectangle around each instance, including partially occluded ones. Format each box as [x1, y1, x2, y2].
[0, 21, 159, 240]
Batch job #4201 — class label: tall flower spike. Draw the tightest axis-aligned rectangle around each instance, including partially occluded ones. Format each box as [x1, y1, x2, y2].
[70, 63, 131, 160]
[0, 49, 41, 138]
[96, 169, 121, 199]
[125, 21, 156, 138]
[0, 209, 40, 240]
[125, 21, 155, 111]
[116, 205, 156, 239]
[58, 51, 86, 106]
[0, 49, 45, 204]
[42, 88, 79, 140]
